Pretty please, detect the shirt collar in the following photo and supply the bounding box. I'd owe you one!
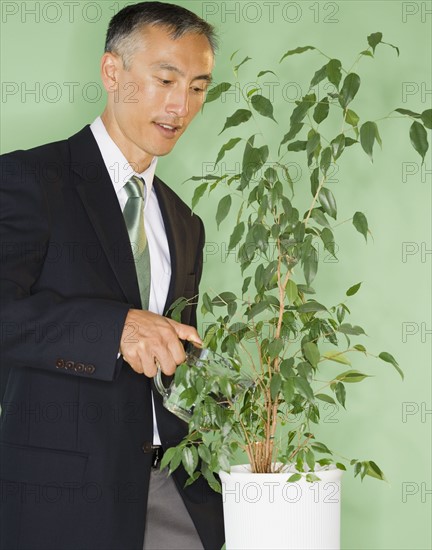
[90,116,158,197]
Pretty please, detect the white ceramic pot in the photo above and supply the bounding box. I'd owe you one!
[219,464,343,550]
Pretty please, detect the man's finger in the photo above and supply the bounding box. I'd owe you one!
[152,347,177,376]
[167,319,202,346]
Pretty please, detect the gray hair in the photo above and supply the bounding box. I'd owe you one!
[105,1,218,69]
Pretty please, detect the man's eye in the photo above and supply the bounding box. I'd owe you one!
[159,79,172,85]
[191,86,205,94]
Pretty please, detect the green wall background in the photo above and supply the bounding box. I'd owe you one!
[1,1,431,548]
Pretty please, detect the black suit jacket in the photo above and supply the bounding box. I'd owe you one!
[0,126,224,550]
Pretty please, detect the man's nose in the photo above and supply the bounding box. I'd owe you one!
[166,88,189,118]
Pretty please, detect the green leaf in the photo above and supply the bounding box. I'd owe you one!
[286,279,298,304]
[311,442,332,454]
[345,109,360,127]
[229,322,248,334]
[265,167,278,183]
[305,448,316,470]
[268,339,284,360]
[346,282,362,296]
[360,50,373,57]
[303,342,320,368]
[242,277,251,294]
[169,297,188,322]
[220,109,252,134]
[379,352,404,380]
[320,147,332,175]
[382,40,400,56]
[311,208,330,228]
[331,134,345,160]
[353,211,368,241]
[252,224,269,251]
[247,301,268,320]
[216,195,232,228]
[202,292,213,315]
[288,140,307,152]
[313,97,330,124]
[345,137,358,147]
[321,227,337,257]
[310,167,319,196]
[215,291,237,304]
[234,56,252,75]
[191,182,208,210]
[282,378,295,403]
[338,323,366,336]
[160,446,178,470]
[270,373,282,399]
[339,73,361,109]
[251,94,276,122]
[205,82,232,104]
[257,70,277,78]
[336,370,370,383]
[360,121,380,161]
[303,247,318,285]
[280,45,315,63]
[316,393,336,404]
[230,49,240,61]
[247,88,260,98]
[318,187,337,219]
[280,123,304,147]
[366,461,386,481]
[395,108,421,118]
[290,93,316,124]
[306,131,321,158]
[326,59,342,88]
[295,377,315,401]
[310,64,327,88]
[240,137,269,189]
[306,473,321,482]
[354,344,367,353]
[367,32,382,53]
[409,121,429,163]
[182,446,198,477]
[323,351,351,366]
[215,138,242,166]
[297,300,327,313]
[228,222,245,250]
[334,381,346,408]
[297,285,316,295]
[421,109,432,129]
[287,473,302,482]
[202,464,222,493]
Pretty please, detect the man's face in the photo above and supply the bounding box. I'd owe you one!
[102,25,214,169]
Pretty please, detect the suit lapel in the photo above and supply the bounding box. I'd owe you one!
[68,126,141,307]
[153,176,188,315]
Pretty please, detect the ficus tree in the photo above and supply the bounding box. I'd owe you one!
[163,32,431,491]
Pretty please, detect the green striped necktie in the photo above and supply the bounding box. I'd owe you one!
[123,176,151,310]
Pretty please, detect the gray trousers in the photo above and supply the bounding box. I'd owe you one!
[143,468,204,550]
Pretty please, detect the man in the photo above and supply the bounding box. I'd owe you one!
[0,2,224,549]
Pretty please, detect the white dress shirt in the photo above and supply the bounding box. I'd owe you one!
[90,116,170,444]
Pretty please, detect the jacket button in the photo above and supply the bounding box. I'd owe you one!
[75,363,85,373]
[55,359,64,369]
[65,361,74,370]
[142,442,155,453]
[85,364,96,375]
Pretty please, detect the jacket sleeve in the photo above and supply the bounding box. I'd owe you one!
[0,153,130,383]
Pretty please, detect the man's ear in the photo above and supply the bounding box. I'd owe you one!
[100,52,121,94]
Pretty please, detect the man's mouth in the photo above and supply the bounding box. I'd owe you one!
[154,122,182,135]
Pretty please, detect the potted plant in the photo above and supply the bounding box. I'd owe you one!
[161,32,430,549]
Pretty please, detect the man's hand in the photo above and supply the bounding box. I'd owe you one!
[119,309,202,377]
